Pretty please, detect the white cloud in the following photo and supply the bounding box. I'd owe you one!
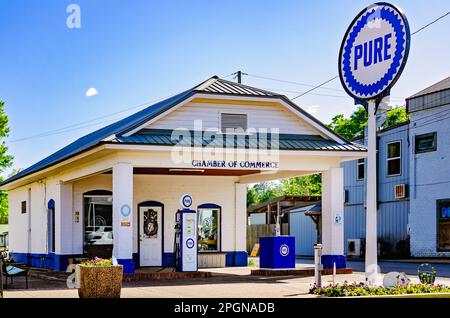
[306,105,319,114]
[85,87,98,97]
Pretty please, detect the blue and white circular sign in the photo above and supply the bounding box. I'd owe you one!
[186,238,195,249]
[180,194,193,208]
[120,204,131,217]
[280,244,290,257]
[339,2,410,100]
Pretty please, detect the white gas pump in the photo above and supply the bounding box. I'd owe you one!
[174,194,198,272]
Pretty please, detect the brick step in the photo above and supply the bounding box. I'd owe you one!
[123,271,212,282]
[250,268,353,276]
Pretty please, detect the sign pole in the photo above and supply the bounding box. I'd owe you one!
[365,100,378,285]
[338,2,410,285]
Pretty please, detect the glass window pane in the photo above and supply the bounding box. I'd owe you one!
[198,208,219,251]
[358,162,364,179]
[388,142,400,158]
[438,201,450,250]
[84,196,113,247]
[388,158,401,175]
[415,133,437,153]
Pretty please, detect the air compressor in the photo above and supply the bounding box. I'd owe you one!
[174,194,198,272]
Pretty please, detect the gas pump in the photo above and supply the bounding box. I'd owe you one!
[174,194,197,272]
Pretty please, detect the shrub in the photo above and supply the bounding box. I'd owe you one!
[309,281,450,297]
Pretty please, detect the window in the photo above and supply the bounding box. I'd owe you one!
[47,199,55,253]
[387,141,401,176]
[357,158,365,180]
[197,204,221,251]
[415,132,437,154]
[21,201,26,214]
[437,199,450,251]
[83,190,113,258]
[220,113,247,133]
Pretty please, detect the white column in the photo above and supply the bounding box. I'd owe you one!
[234,183,247,266]
[112,162,135,273]
[321,167,345,269]
[365,101,378,285]
[55,182,73,255]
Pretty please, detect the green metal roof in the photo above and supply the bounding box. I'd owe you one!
[114,129,366,152]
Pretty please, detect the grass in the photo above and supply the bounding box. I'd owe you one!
[310,282,450,297]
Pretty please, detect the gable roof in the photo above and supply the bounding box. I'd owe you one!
[2,76,363,187]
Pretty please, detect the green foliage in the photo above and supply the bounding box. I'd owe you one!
[0,101,13,224]
[328,106,409,140]
[382,106,410,130]
[280,174,321,196]
[310,282,450,297]
[247,175,321,207]
[247,182,283,207]
[328,106,368,140]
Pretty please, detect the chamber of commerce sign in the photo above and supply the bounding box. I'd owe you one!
[338,2,410,101]
[191,160,279,169]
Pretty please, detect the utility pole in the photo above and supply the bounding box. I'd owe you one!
[232,71,248,84]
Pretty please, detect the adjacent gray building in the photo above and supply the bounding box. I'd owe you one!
[407,77,450,257]
[289,76,450,259]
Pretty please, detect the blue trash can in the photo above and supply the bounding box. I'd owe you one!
[259,236,295,269]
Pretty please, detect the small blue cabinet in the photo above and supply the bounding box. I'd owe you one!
[259,236,295,269]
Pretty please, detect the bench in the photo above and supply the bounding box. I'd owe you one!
[0,251,29,289]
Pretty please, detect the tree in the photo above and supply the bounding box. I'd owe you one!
[247,106,409,207]
[328,106,368,140]
[328,105,409,140]
[280,174,322,196]
[246,182,283,207]
[0,101,13,224]
[382,106,410,130]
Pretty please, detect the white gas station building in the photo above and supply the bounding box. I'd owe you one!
[1,76,366,273]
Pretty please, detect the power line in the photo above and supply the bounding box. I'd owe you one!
[411,11,450,35]
[260,86,405,100]
[246,73,344,92]
[8,93,178,143]
[291,76,340,100]
[281,10,450,100]
[9,10,450,144]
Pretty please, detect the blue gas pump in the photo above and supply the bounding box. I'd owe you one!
[174,194,198,272]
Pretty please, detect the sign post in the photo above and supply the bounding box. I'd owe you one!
[366,100,378,284]
[338,2,410,285]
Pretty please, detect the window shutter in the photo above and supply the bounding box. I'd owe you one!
[221,113,247,132]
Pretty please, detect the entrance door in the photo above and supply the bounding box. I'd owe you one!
[139,203,163,266]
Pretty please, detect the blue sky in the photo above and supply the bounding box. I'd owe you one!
[0,0,449,175]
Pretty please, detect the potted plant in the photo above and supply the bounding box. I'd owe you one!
[76,257,123,298]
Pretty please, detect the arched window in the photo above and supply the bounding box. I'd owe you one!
[83,190,113,258]
[47,199,55,253]
[197,203,221,252]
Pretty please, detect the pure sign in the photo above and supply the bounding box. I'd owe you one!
[338,2,410,101]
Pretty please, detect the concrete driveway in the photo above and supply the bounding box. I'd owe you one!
[3,264,450,298]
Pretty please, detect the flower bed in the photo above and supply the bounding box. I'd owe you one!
[310,282,450,297]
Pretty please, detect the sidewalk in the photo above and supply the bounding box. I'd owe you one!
[3,267,450,298]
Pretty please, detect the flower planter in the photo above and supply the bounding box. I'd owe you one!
[76,264,123,298]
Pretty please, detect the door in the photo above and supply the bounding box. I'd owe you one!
[139,204,163,266]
